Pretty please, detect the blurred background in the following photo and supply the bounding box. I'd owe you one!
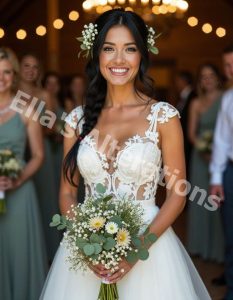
[1,1,232,299]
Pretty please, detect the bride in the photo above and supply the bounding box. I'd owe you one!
[40,9,211,300]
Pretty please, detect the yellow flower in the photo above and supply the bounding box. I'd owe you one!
[117,228,131,247]
[89,217,106,230]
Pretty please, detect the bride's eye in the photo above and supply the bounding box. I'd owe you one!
[126,47,137,53]
[103,46,114,52]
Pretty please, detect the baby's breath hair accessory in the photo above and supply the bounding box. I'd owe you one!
[77,23,98,59]
[146,26,160,55]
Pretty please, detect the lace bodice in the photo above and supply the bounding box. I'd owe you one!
[65,102,179,202]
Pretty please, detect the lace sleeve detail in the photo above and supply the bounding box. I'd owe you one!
[64,105,84,133]
[157,102,180,124]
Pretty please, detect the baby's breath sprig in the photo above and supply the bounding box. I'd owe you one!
[146,25,161,55]
[77,23,98,59]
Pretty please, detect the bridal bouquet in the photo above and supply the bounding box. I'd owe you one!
[0,149,22,214]
[50,183,157,300]
[195,130,213,153]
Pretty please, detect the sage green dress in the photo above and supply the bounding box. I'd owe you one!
[187,98,225,262]
[0,113,47,300]
[33,135,61,262]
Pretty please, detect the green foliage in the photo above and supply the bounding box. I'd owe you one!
[96,183,107,194]
[83,244,95,256]
[103,237,116,250]
[138,248,149,260]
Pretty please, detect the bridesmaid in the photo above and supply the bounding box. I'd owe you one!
[64,74,85,112]
[42,72,64,200]
[0,48,47,299]
[187,63,224,262]
[19,54,60,262]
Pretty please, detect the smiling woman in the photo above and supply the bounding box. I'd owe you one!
[40,9,211,300]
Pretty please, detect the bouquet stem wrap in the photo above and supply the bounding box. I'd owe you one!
[98,282,119,300]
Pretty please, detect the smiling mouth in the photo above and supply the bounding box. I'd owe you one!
[109,68,129,76]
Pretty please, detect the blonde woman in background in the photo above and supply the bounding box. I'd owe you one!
[19,54,60,262]
[187,63,224,262]
[0,48,47,300]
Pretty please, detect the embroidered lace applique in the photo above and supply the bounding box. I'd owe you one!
[65,102,180,202]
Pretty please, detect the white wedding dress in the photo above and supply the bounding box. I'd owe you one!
[40,102,211,300]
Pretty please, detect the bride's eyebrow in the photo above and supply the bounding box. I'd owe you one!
[103,42,137,46]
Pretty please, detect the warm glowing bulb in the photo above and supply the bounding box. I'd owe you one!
[69,11,79,21]
[159,4,168,14]
[82,1,93,10]
[36,25,46,36]
[102,5,112,11]
[141,0,150,4]
[152,5,160,14]
[216,27,226,38]
[53,19,64,29]
[187,16,198,27]
[129,0,136,4]
[0,28,5,38]
[118,0,126,4]
[16,29,27,40]
[125,6,133,11]
[202,23,212,34]
[168,5,176,13]
[108,0,116,4]
[99,0,108,5]
[152,0,161,3]
[162,0,171,4]
[177,0,188,11]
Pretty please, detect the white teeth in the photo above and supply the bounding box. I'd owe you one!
[110,68,128,73]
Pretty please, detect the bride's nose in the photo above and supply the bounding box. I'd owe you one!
[113,50,126,64]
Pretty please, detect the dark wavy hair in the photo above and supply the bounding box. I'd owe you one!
[64,9,157,186]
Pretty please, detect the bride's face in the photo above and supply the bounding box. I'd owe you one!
[99,25,141,87]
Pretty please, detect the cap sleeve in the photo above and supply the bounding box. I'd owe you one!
[157,102,180,124]
[64,105,84,133]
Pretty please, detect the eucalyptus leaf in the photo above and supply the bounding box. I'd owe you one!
[132,237,142,248]
[96,183,107,194]
[83,244,95,256]
[57,224,66,230]
[138,248,149,260]
[76,238,88,249]
[150,47,159,54]
[147,233,157,244]
[126,250,138,264]
[90,233,101,244]
[93,243,102,255]
[103,237,116,250]
[52,214,61,223]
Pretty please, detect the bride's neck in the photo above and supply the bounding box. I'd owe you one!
[105,84,138,108]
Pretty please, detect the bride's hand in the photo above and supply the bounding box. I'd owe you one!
[88,263,109,279]
[107,258,137,283]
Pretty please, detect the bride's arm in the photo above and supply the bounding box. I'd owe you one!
[59,123,80,216]
[149,115,186,238]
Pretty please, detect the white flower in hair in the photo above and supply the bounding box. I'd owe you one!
[146,25,160,55]
[77,23,98,58]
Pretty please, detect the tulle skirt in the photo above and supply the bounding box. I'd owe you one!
[40,199,211,300]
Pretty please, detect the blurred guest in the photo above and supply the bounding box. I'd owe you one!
[0,47,47,300]
[42,72,64,198]
[210,44,233,300]
[187,63,224,262]
[19,54,60,262]
[175,71,196,179]
[65,74,85,112]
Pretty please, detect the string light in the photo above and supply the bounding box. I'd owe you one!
[202,23,212,34]
[36,25,47,36]
[69,11,80,21]
[16,29,27,40]
[53,19,64,29]
[0,28,5,38]
[216,27,226,38]
[187,16,198,27]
